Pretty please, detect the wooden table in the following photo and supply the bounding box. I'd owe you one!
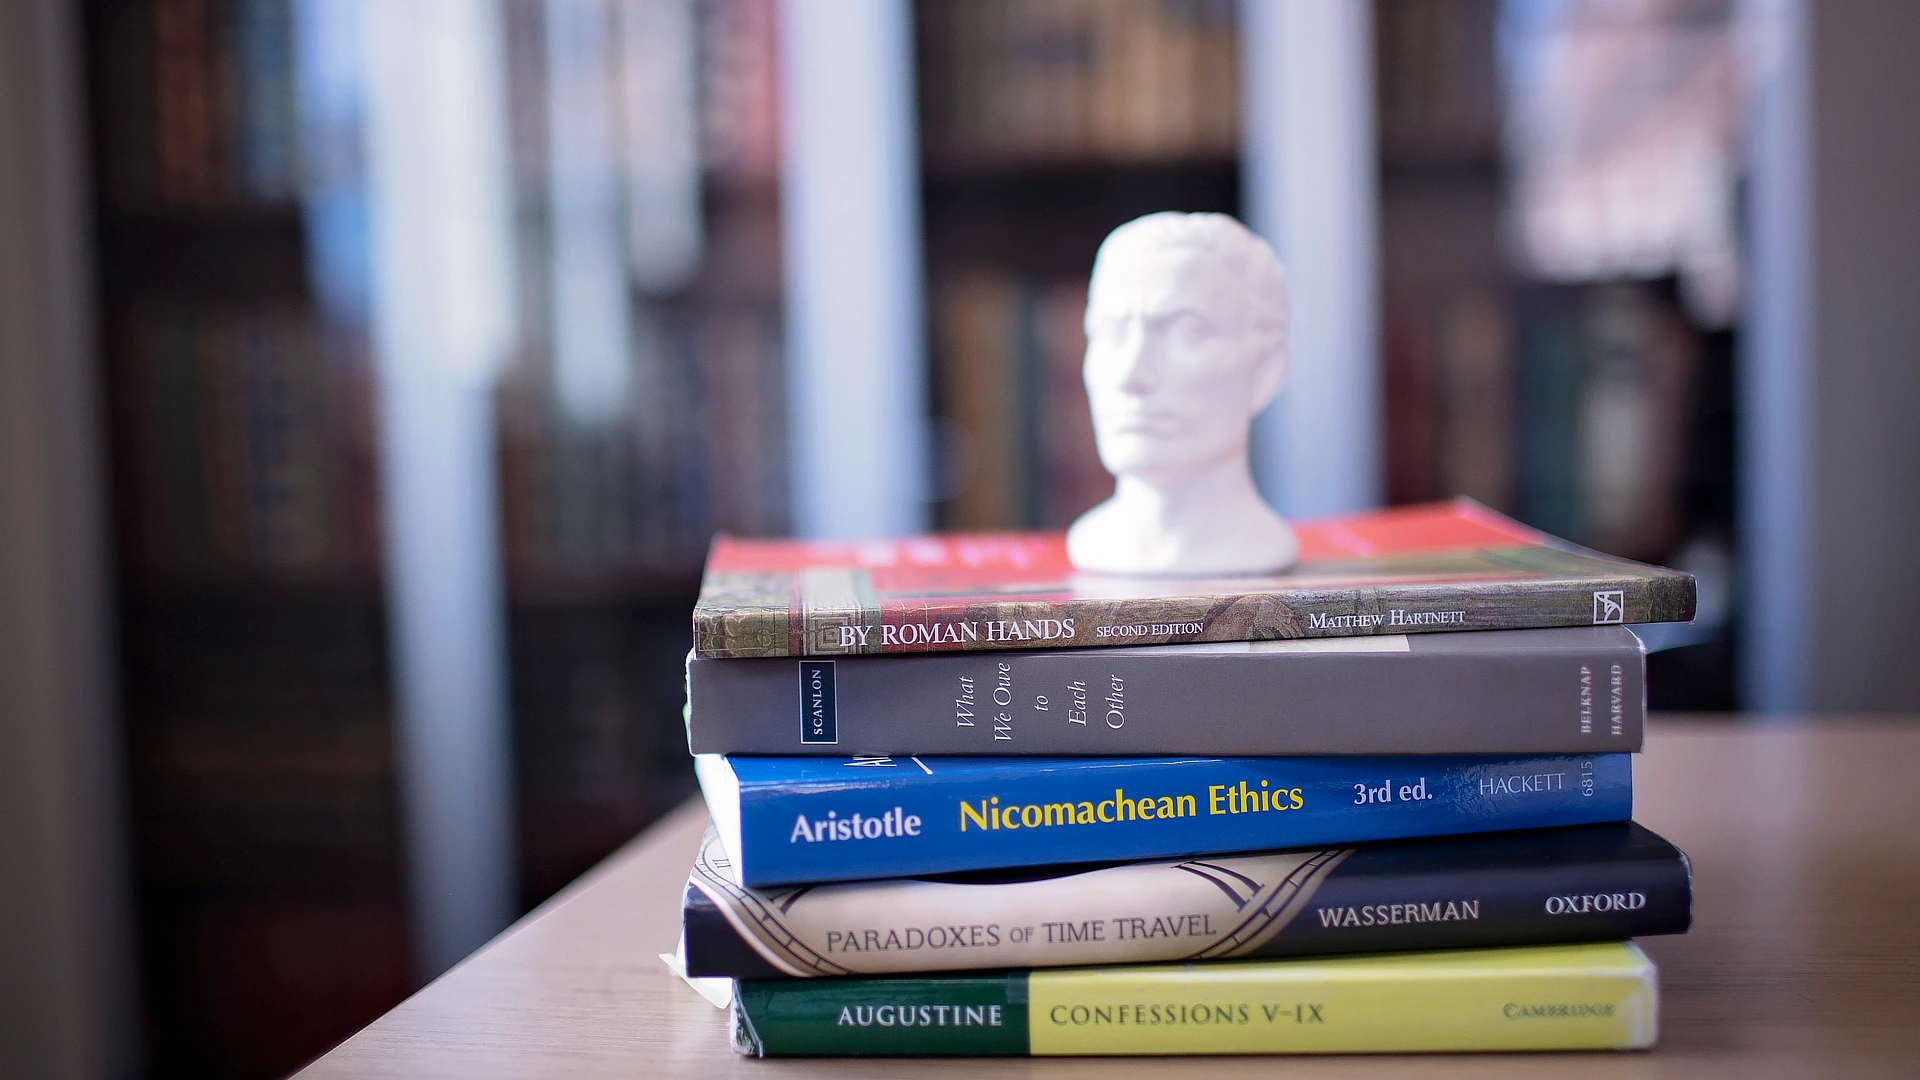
[298,718,1920,1078]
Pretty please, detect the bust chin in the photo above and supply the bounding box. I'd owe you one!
[1065,211,1300,577]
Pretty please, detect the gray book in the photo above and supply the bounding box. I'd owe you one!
[686,625,1645,756]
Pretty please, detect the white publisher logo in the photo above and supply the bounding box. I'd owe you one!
[1592,590,1624,624]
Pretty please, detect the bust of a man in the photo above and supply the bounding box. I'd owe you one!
[1066,212,1298,576]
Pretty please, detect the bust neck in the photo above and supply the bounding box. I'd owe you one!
[1068,446,1298,575]
[1109,451,1268,546]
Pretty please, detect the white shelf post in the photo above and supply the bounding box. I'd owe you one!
[1239,0,1384,519]
[778,0,930,539]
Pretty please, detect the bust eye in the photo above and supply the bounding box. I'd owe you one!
[1167,312,1206,344]
[1087,316,1127,342]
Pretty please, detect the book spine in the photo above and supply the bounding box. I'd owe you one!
[154,0,217,205]
[687,626,1645,755]
[734,973,1030,1056]
[231,0,299,202]
[733,942,1657,1056]
[692,565,1696,659]
[1036,279,1105,526]
[681,823,1691,978]
[1275,834,1690,958]
[933,270,1022,529]
[724,753,1632,886]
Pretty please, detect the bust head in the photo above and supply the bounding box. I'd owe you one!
[1082,212,1289,483]
[1068,212,1298,575]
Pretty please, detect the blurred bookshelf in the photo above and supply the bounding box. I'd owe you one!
[495,0,788,903]
[66,0,1747,1074]
[1372,0,1737,708]
[87,2,397,1072]
[914,0,1739,702]
[80,0,783,1075]
[916,0,1240,530]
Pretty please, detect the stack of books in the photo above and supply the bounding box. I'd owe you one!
[676,499,1696,1057]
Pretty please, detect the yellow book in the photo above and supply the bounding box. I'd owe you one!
[732,941,1658,1056]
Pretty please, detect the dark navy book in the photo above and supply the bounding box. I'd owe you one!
[681,821,1691,978]
[694,752,1632,887]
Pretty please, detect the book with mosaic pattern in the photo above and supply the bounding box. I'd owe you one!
[693,500,1695,660]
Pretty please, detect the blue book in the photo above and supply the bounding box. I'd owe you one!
[695,753,1632,887]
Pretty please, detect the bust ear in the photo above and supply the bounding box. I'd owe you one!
[1248,336,1288,409]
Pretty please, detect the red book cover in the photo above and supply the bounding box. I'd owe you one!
[692,499,1695,659]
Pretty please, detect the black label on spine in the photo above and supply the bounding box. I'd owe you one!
[799,660,837,744]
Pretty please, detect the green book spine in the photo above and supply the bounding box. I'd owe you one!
[733,973,1030,1056]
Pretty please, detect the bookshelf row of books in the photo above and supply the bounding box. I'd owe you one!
[917,0,1239,169]
[106,300,381,581]
[496,298,789,584]
[1374,0,1502,166]
[921,266,1699,570]
[929,270,1107,531]
[90,0,303,210]
[92,0,782,213]
[1511,282,1702,564]
[672,503,1698,1056]
[1372,0,1727,584]
[100,291,787,586]
[924,0,1726,580]
[90,0,793,580]
[1381,276,1707,567]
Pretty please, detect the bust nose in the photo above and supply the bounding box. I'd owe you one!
[1114,319,1157,394]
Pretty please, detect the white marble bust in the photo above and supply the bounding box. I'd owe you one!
[1066,212,1299,576]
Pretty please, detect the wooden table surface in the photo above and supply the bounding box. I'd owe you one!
[298,718,1920,1078]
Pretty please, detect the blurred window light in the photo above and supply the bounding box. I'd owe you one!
[548,0,637,422]
[364,0,520,384]
[1501,0,1743,327]
[360,0,521,978]
[1241,0,1383,519]
[295,0,372,323]
[778,0,929,539]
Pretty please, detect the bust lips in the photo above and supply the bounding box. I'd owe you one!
[1103,411,1187,437]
